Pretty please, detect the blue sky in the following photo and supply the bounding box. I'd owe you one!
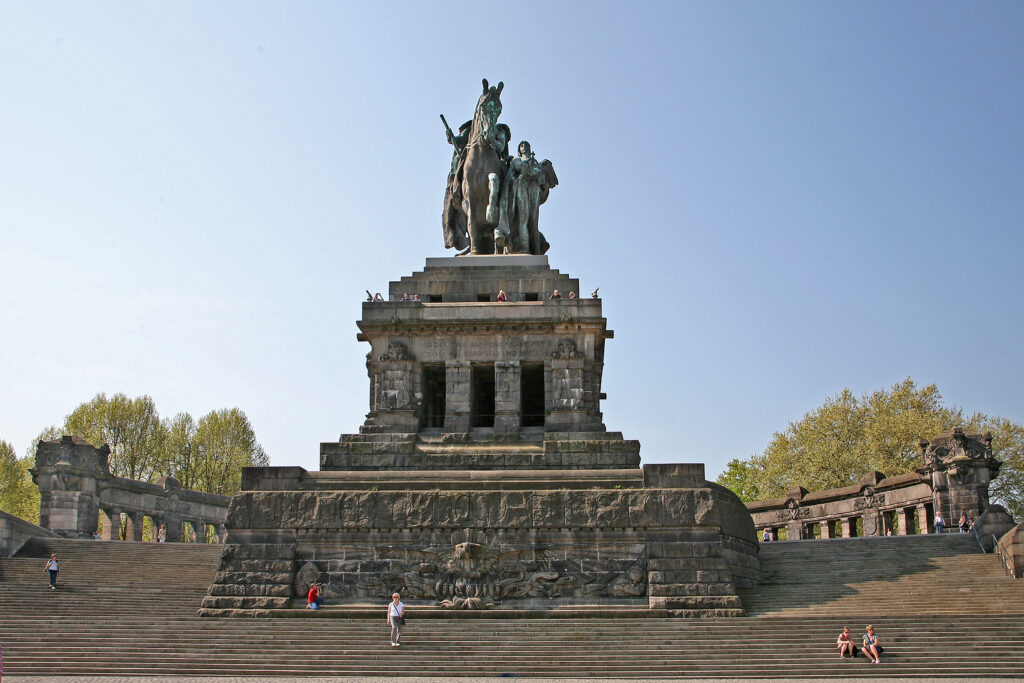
[2,2,1022,479]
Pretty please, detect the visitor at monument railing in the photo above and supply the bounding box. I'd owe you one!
[496,289,507,302]
[401,292,410,302]
[568,291,576,299]
[548,289,561,299]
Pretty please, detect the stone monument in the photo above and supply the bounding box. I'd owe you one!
[200,82,759,617]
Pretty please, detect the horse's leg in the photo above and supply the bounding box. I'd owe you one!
[486,173,501,224]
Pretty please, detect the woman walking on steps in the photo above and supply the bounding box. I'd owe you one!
[386,592,405,647]
[44,554,59,590]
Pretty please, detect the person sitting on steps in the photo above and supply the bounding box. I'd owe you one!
[862,625,882,664]
[837,626,855,658]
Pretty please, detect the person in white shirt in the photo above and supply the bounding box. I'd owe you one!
[44,554,59,590]
[386,592,405,647]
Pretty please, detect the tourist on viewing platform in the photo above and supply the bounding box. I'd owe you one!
[157,524,167,543]
[548,289,561,299]
[959,513,969,533]
[44,554,59,590]
[568,291,576,299]
[837,626,855,658]
[401,292,410,302]
[496,289,507,302]
[862,625,882,664]
[934,512,945,533]
[386,592,405,647]
[307,583,323,610]
[412,294,421,301]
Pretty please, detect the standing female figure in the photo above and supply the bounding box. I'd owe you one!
[386,592,405,647]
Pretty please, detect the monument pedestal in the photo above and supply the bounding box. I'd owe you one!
[201,257,759,617]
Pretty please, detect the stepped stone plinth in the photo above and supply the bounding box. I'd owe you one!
[202,256,758,617]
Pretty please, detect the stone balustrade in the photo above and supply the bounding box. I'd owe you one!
[748,428,1003,541]
[31,435,229,543]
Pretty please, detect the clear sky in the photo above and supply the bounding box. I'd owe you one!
[2,2,1022,480]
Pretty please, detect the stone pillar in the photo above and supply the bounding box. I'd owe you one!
[193,522,207,543]
[103,509,121,541]
[897,508,912,535]
[31,436,109,538]
[840,518,853,538]
[125,512,144,542]
[917,504,931,533]
[493,361,521,434]
[547,357,589,431]
[444,362,471,433]
[862,510,883,536]
[820,521,832,539]
[163,516,183,543]
[214,524,227,543]
[785,520,805,541]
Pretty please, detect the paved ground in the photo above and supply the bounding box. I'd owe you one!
[1,677,1010,682]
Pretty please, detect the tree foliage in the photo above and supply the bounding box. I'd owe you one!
[716,378,1024,518]
[0,440,40,523]
[64,393,166,481]
[165,408,268,495]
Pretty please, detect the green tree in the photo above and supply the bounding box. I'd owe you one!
[189,408,268,495]
[64,393,168,481]
[716,457,763,502]
[0,440,41,523]
[163,412,198,489]
[716,379,1024,516]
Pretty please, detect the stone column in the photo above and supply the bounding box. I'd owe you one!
[785,520,804,541]
[897,508,912,535]
[444,362,471,433]
[214,524,227,543]
[820,521,832,539]
[916,504,931,533]
[840,518,853,538]
[493,361,521,434]
[103,509,121,541]
[125,512,144,541]
[193,522,207,543]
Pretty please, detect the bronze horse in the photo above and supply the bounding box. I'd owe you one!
[458,79,506,255]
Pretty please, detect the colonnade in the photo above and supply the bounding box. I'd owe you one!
[99,507,226,543]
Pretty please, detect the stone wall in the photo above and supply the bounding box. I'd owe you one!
[31,435,229,542]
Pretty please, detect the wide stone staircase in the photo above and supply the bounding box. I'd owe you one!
[2,534,1024,677]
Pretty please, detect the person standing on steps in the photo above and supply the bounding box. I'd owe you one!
[386,592,405,647]
[862,625,882,664]
[44,554,59,590]
[934,512,945,534]
[157,524,167,543]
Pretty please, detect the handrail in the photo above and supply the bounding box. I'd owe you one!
[970,524,986,552]
[992,534,1017,578]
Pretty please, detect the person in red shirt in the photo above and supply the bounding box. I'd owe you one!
[306,583,323,610]
[497,290,507,302]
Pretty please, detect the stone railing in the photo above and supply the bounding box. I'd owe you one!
[748,428,1003,541]
[0,509,58,557]
[31,435,229,543]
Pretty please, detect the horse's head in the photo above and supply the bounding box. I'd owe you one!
[473,78,504,141]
